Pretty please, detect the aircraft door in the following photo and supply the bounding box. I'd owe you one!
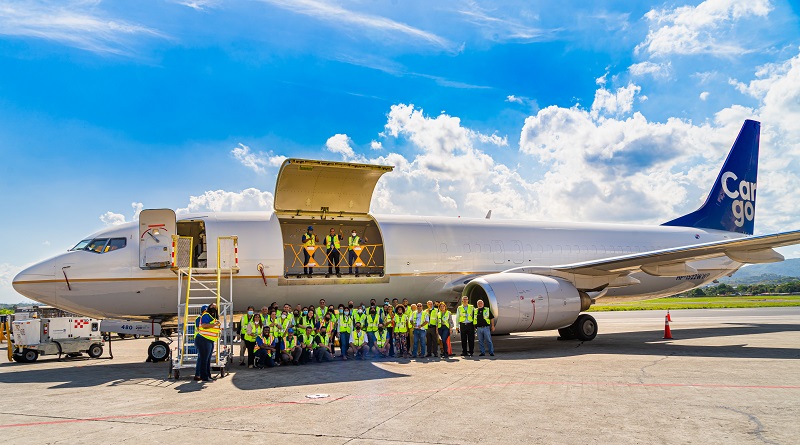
[139,209,176,269]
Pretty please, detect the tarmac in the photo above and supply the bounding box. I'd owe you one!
[0,307,798,445]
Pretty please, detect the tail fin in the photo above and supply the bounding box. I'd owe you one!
[663,120,760,235]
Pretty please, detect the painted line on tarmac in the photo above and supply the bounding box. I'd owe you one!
[1,380,799,429]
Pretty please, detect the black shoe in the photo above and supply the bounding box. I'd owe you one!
[336,273,342,278]
[468,353,473,357]
[325,274,330,278]
[490,353,494,356]
[479,353,485,356]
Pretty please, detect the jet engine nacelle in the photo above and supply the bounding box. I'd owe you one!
[462,273,589,334]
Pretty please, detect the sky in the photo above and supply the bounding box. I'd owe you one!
[1,0,800,303]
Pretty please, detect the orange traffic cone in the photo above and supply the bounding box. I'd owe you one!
[663,312,673,339]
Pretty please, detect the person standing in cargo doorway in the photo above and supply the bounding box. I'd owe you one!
[325,227,343,277]
[302,226,318,277]
[347,229,368,276]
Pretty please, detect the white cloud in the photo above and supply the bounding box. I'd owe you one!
[456,4,551,42]
[178,188,274,213]
[258,0,453,51]
[370,140,383,150]
[590,83,642,118]
[700,91,710,101]
[506,95,524,104]
[325,134,357,160]
[629,61,672,79]
[636,0,772,57]
[231,143,286,173]
[0,263,26,304]
[132,202,143,220]
[174,0,219,11]
[0,0,166,55]
[100,211,127,226]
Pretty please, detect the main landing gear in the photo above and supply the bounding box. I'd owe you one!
[558,314,598,341]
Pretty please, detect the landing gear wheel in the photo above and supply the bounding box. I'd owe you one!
[133,334,142,339]
[88,344,104,358]
[148,341,169,362]
[102,333,111,341]
[174,369,180,380]
[117,333,129,339]
[23,348,39,363]
[574,314,598,341]
[219,367,226,378]
[557,326,577,340]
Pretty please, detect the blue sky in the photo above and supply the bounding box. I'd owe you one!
[1,0,800,303]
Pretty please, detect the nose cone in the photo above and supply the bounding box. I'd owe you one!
[12,259,56,305]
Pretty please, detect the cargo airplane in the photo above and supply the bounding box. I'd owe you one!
[12,120,800,351]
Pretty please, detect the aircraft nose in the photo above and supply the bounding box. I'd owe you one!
[12,259,57,305]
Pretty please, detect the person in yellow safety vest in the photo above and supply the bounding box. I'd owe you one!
[239,305,256,366]
[315,299,328,325]
[313,325,334,362]
[265,309,278,337]
[324,227,343,277]
[456,296,476,357]
[353,306,367,330]
[425,300,440,358]
[393,305,409,357]
[274,309,292,340]
[337,308,353,360]
[349,323,369,360]
[370,323,390,358]
[407,303,418,356]
[411,302,429,358]
[298,307,314,331]
[347,230,368,276]
[195,303,220,382]
[437,302,453,358]
[301,226,318,276]
[243,312,263,368]
[254,326,277,368]
[365,307,380,349]
[281,328,302,365]
[384,304,395,357]
[299,326,316,364]
[474,299,495,357]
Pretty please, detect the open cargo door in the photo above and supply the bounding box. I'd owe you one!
[274,159,394,217]
[139,209,176,269]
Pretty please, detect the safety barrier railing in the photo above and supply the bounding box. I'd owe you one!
[284,244,384,275]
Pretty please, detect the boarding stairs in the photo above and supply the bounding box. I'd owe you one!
[169,235,238,380]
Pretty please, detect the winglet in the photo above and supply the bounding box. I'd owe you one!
[663,120,760,235]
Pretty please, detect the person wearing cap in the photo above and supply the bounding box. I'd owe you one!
[324,227,344,277]
[194,303,220,382]
[349,322,369,359]
[301,226,318,277]
[193,305,208,380]
[281,328,302,365]
[347,229,367,276]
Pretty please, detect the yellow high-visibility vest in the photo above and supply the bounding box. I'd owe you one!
[457,304,475,323]
[338,314,353,333]
[376,330,388,347]
[348,236,360,250]
[243,323,262,342]
[474,307,492,324]
[394,313,409,333]
[284,336,297,350]
[303,233,315,246]
[325,235,341,249]
[429,308,440,328]
[197,312,220,341]
[439,310,452,328]
[352,330,366,346]
[365,313,380,332]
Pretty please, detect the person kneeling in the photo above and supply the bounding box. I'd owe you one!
[349,323,368,360]
[254,327,277,368]
[369,323,390,358]
[281,329,302,365]
[313,326,334,362]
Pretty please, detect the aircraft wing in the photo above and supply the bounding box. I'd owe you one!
[500,229,800,291]
[555,229,800,276]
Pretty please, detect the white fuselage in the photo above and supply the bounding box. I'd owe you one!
[13,211,742,321]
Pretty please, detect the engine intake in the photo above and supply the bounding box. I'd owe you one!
[462,273,583,334]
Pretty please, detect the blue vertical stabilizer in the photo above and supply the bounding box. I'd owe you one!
[663,120,760,234]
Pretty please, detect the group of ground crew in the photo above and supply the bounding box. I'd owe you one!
[300,226,369,277]
[221,295,496,371]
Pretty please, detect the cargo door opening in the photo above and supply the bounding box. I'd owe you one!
[177,219,207,268]
[279,216,385,280]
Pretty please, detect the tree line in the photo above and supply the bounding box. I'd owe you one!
[685,280,800,297]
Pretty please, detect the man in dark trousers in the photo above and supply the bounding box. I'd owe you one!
[324,227,343,277]
[301,226,318,277]
[455,296,475,357]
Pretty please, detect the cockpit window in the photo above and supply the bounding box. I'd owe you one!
[74,238,127,254]
[70,240,91,251]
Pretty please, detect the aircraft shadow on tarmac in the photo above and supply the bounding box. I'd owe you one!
[0,323,797,391]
